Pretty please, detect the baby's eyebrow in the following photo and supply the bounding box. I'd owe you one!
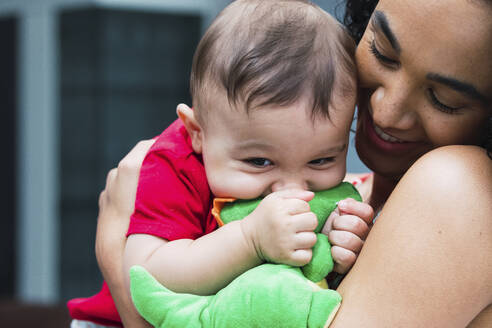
[235,140,274,151]
[314,144,347,156]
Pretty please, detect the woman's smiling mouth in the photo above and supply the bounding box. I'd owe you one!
[362,110,425,153]
[373,124,407,143]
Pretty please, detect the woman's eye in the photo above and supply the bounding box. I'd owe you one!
[427,89,462,114]
[309,157,335,166]
[369,39,400,68]
[244,158,273,168]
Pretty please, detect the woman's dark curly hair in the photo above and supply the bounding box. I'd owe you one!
[342,0,492,158]
[343,0,378,44]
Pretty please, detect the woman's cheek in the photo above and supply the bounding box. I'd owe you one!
[424,116,484,147]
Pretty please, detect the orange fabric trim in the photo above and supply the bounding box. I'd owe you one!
[211,197,236,227]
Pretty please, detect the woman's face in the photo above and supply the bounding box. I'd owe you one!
[355,0,492,179]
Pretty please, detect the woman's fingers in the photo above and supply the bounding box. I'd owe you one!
[109,139,156,217]
[96,139,155,272]
[105,168,118,190]
[118,139,155,174]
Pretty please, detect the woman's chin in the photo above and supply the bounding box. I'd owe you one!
[355,121,416,180]
[355,140,404,180]
[355,107,434,180]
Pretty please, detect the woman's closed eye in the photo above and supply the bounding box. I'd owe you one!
[427,88,462,114]
[369,36,464,115]
[369,39,400,69]
[244,158,273,168]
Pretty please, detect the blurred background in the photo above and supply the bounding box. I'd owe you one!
[0,0,366,326]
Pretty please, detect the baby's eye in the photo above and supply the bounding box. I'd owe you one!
[309,157,335,166]
[244,158,273,168]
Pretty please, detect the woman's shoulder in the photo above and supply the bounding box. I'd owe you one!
[410,145,492,186]
[399,145,492,217]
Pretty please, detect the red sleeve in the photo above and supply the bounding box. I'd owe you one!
[127,147,215,241]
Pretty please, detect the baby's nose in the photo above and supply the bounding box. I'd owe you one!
[271,179,308,193]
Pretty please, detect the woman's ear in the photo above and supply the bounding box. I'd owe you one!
[176,103,203,154]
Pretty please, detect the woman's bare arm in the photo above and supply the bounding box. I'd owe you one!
[331,145,492,327]
[467,304,492,328]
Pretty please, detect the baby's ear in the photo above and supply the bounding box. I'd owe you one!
[177,103,203,154]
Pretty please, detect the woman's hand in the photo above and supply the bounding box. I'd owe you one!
[95,139,155,328]
[96,139,154,279]
[321,198,374,274]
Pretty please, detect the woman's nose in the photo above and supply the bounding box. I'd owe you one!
[370,81,417,131]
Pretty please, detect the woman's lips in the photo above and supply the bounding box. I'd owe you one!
[373,125,405,143]
[363,111,422,153]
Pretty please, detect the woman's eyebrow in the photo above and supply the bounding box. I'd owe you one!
[372,10,401,54]
[427,73,489,106]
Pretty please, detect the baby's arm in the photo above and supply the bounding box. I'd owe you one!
[123,189,317,296]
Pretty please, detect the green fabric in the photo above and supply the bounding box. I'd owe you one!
[131,264,342,328]
[130,182,361,328]
[221,182,362,282]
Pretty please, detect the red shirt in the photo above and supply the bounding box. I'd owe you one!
[68,119,217,326]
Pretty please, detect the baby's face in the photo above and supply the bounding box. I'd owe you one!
[199,92,356,199]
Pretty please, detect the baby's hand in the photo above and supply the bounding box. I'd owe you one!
[322,198,374,274]
[241,189,317,267]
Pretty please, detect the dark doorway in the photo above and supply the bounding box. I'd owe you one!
[0,16,17,298]
[59,8,201,301]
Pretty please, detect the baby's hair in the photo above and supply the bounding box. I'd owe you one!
[190,0,356,123]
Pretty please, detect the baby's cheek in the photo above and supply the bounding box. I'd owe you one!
[206,173,230,198]
[208,173,266,199]
[314,165,346,191]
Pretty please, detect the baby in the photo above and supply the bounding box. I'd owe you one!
[68,0,372,326]
[124,0,360,296]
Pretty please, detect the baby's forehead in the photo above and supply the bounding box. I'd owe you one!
[202,81,355,122]
[204,96,352,138]
[216,105,350,158]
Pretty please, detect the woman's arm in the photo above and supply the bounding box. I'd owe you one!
[95,140,155,328]
[331,145,492,327]
[468,304,492,328]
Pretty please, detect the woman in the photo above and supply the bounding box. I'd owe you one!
[330,0,492,326]
[96,0,492,326]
